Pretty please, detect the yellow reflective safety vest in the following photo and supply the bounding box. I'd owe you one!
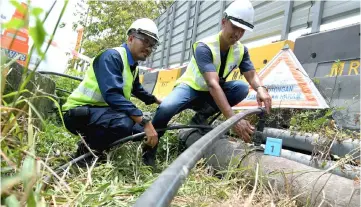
[176,32,245,91]
[62,47,138,110]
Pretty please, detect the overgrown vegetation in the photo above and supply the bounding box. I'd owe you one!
[1,1,68,205]
[50,68,84,106]
[262,108,360,141]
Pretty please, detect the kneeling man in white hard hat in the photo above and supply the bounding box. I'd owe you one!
[62,18,161,165]
[148,0,272,166]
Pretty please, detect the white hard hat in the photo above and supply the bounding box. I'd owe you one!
[224,0,255,32]
[127,18,160,42]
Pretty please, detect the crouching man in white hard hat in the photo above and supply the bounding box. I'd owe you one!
[62,18,161,165]
[148,0,272,165]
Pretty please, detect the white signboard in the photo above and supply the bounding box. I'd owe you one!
[234,48,329,109]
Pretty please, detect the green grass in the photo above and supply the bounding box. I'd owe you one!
[2,58,358,206]
[1,94,297,206]
[2,93,359,206]
[1,1,359,205]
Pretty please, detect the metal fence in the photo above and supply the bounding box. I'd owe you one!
[143,0,360,69]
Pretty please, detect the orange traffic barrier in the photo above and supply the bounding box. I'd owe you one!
[1,2,29,66]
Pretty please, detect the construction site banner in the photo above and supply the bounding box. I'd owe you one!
[234,47,329,109]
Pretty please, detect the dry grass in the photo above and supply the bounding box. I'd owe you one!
[171,160,300,207]
[2,94,359,206]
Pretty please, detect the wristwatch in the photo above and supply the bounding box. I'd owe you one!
[140,114,152,126]
[256,85,268,92]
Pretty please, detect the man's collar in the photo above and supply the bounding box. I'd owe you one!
[122,43,138,67]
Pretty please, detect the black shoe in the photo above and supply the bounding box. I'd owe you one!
[74,152,107,168]
[73,142,107,168]
[190,112,209,125]
[142,145,157,168]
[190,103,218,126]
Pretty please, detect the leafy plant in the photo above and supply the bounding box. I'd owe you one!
[1,1,68,205]
[289,109,333,132]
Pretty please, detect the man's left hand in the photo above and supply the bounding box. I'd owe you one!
[256,87,272,114]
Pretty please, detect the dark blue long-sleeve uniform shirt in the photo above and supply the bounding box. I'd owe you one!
[92,43,156,117]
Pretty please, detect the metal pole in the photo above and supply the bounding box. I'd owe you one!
[165,3,177,69]
[74,6,90,72]
[280,0,294,40]
[159,8,170,69]
[180,1,192,65]
[218,1,226,31]
[311,0,324,33]
[134,108,265,207]
[149,17,159,68]
[191,1,201,45]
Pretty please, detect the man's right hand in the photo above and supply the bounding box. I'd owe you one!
[232,119,255,143]
[144,122,158,148]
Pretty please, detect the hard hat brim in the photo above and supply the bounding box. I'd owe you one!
[138,30,160,43]
[146,34,159,43]
[230,19,253,32]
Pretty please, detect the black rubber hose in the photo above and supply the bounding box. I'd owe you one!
[43,124,214,189]
[56,125,213,171]
[38,71,83,81]
[109,125,213,149]
[55,88,72,94]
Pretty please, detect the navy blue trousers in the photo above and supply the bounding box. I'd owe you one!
[64,107,143,151]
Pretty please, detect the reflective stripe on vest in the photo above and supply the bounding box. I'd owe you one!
[62,47,138,110]
[76,84,104,102]
[113,47,138,100]
[176,32,244,91]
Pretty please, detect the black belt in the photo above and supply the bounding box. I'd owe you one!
[65,106,90,117]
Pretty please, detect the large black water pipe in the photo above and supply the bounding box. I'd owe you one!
[134,108,265,207]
